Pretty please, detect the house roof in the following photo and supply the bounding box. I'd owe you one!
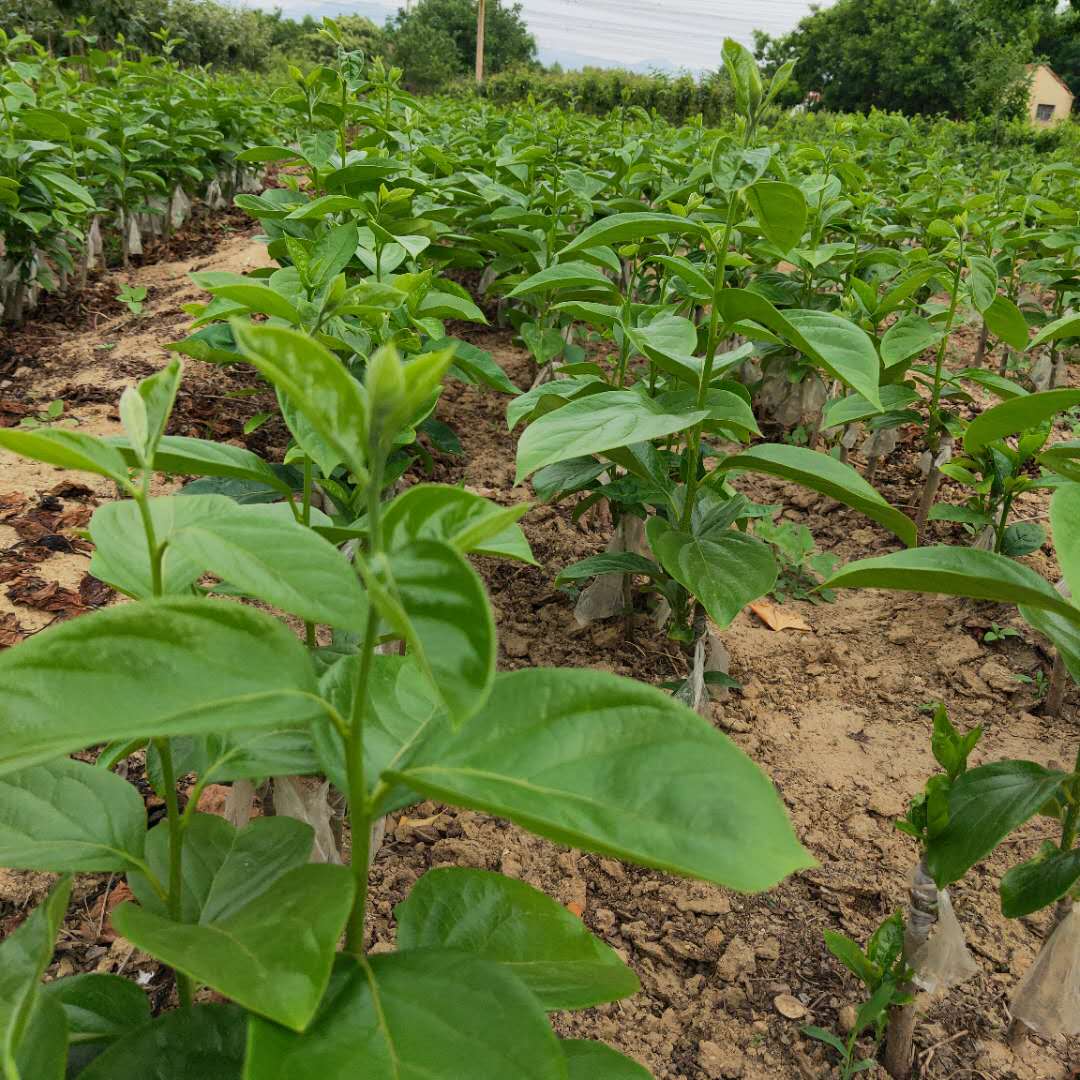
[1027,63,1075,102]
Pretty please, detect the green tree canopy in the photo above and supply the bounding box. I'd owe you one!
[754,0,1052,118]
[386,0,537,89]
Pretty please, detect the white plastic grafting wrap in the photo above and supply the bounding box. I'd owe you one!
[1010,902,1080,1037]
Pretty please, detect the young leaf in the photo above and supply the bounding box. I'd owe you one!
[963,389,1080,454]
[823,547,1080,624]
[0,599,324,775]
[388,668,813,892]
[244,952,567,1079]
[926,762,1068,887]
[0,758,146,872]
[395,868,639,1010]
[983,295,1029,352]
[120,358,182,468]
[515,392,709,483]
[231,322,369,481]
[509,261,619,299]
[744,181,807,253]
[0,428,130,486]
[646,518,777,629]
[555,552,661,585]
[1050,484,1080,603]
[560,212,706,257]
[1000,846,1080,919]
[1027,312,1080,351]
[718,444,917,547]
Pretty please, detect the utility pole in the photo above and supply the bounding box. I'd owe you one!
[475,0,486,83]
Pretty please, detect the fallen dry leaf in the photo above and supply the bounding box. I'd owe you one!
[748,600,812,633]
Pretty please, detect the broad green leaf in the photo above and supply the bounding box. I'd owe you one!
[509,261,618,298]
[1020,604,1080,683]
[880,314,941,368]
[822,385,919,430]
[89,494,237,599]
[717,291,880,408]
[555,552,661,584]
[744,181,806,252]
[824,547,1080,624]
[515,392,708,483]
[1027,312,1080,351]
[42,973,149,1074]
[646,518,777,629]
[0,758,145,872]
[368,539,496,725]
[655,388,760,440]
[561,212,706,256]
[1050,484,1080,603]
[718,444,917,547]
[964,390,1080,454]
[1040,440,1080,482]
[417,290,486,323]
[116,858,352,1031]
[107,435,291,493]
[231,322,368,480]
[433,337,518,394]
[926,762,1067,887]
[1001,846,1080,918]
[78,1005,245,1080]
[244,951,565,1079]
[0,599,324,775]
[507,374,603,431]
[309,223,358,287]
[382,484,534,565]
[983,295,1029,351]
[191,272,302,323]
[390,668,813,892]
[965,254,998,313]
[395,868,639,1010]
[629,315,700,382]
[562,1040,652,1079]
[0,428,129,485]
[0,878,71,1079]
[237,145,302,163]
[171,509,369,630]
[129,815,315,924]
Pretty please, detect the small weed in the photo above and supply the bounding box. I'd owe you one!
[19,399,77,430]
[984,623,1020,643]
[116,283,148,315]
[754,513,838,603]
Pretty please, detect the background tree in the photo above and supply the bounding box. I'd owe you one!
[386,0,536,89]
[755,0,1053,118]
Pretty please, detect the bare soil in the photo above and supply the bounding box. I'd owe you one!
[1,216,1078,1080]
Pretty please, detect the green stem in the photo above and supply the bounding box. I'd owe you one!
[154,737,193,1008]
[1059,744,1080,854]
[302,458,316,649]
[343,451,385,956]
[926,251,964,454]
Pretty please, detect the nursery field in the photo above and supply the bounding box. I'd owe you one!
[2,28,1080,1080]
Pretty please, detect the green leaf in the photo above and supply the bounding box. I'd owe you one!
[120,359,182,469]
[0,757,146,872]
[231,322,368,480]
[367,539,496,725]
[244,951,566,1079]
[191,272,302,323]
[965,254,998,313]
[171,508,369,630]
[0,878,71,1078]
[744,181,806,252]
[822,385,919,430]
[718,444,917,547]
[823,930,876,985]
[116,820,352,1031]
[823,547,1080,624]
[629,315,700,382]
[562,1040,653,1079]
[42,973,149,1073]
[509,261,618,299]
[560,212,706,256]
[309,223,358,287]
[417,290,487,323]
[1020,604,1080,683]
[555,552,660,585]
[964,390,1080,454]
[1051,485,1080,603]
[237,145,302,163]
[515,391,708,483]
[655,388,760,440]
[1001,846,1080,918]
[382,484,535,565]
[880,315,941,368]
[983,295,1029,351]
[389,668,813,892]
[926,761,1067,887]
[107,435,291,493]
[395,868,639,1010]
[0,599,323,775]
[1027,312,1080,351]
[717,291,880,408]
[647,518,776,629]
[78,1004,245,1080]
[0,428,129,485]
[1000,522,1045,557]
[1040,440,1080,483]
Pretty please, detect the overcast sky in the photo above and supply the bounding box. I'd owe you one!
[245,0,824,72]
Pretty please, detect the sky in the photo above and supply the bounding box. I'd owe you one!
[244,0,824,73]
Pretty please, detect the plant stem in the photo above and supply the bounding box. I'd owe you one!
[343,450,385,956]
[302,457,316,649]
[154,737,193,1008]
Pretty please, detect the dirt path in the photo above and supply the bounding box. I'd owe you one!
[0,225,1077,1079]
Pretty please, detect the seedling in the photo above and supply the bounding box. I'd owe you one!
[18,398,75,429]
[983,623,1020,643]
[116,283,148,315]
[754,513,838,604]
